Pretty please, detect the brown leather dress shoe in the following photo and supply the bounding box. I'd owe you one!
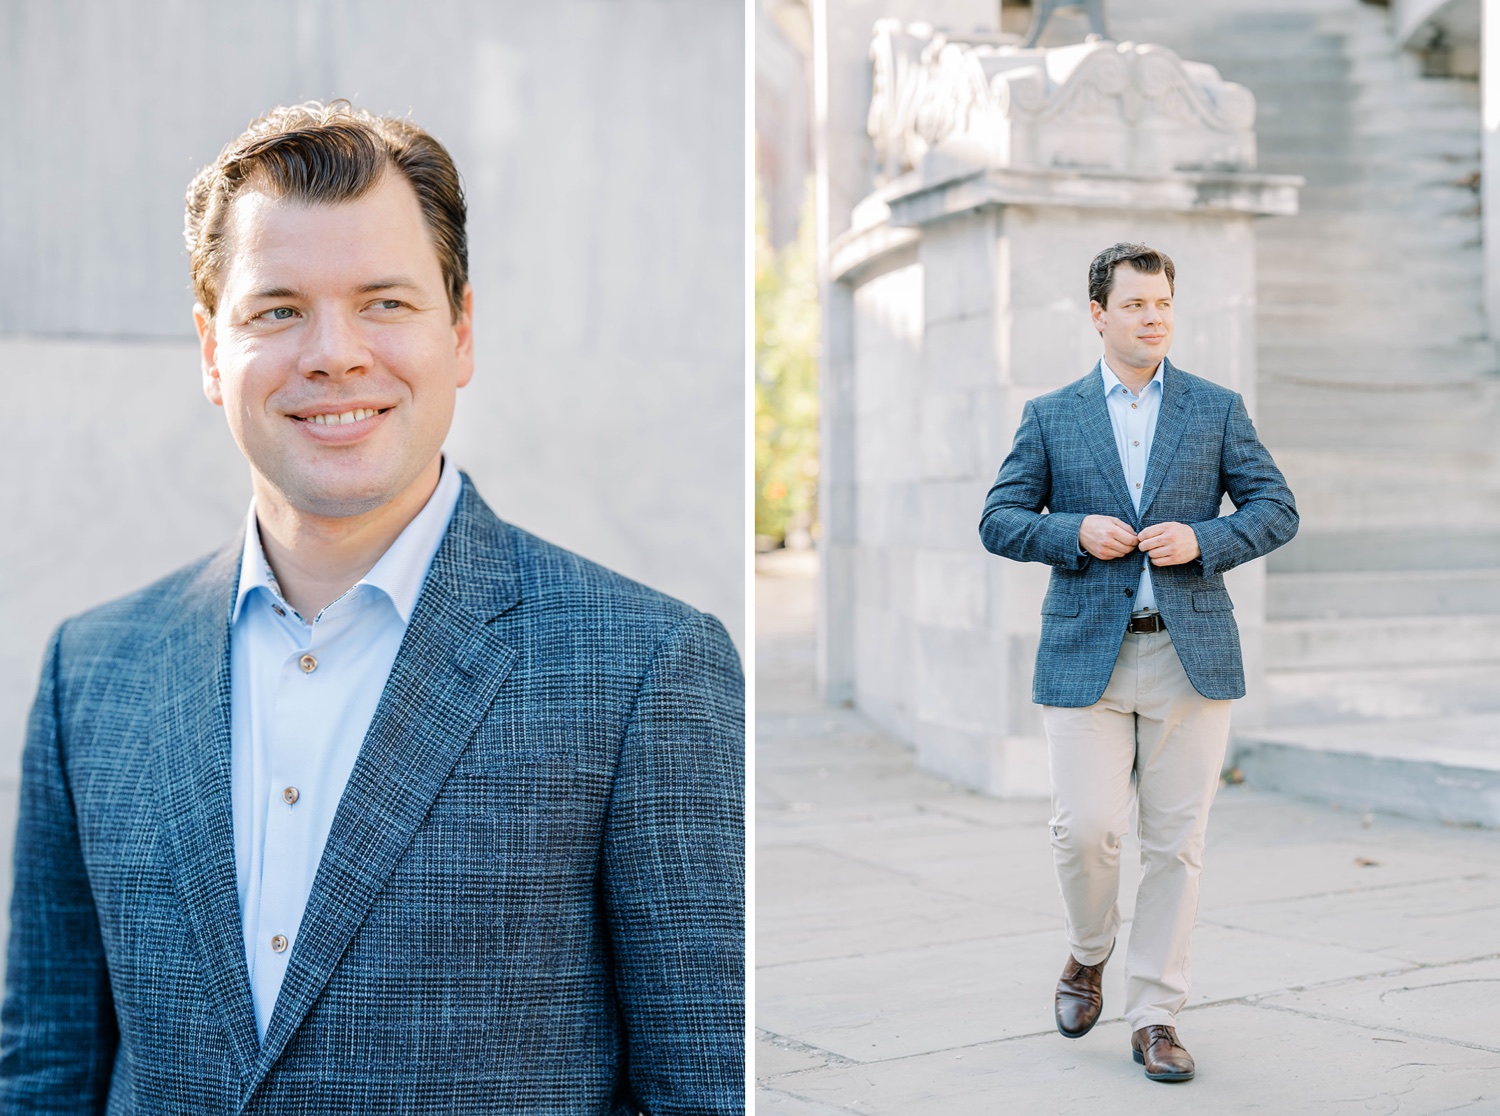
[1131,1024,1195,1082]
[1053,940,1113,1038]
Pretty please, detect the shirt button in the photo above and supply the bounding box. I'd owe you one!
[270,934,288,953]
[1135,482,1141,488]
[1131,403,1138,409]
[1133,440,1139,446]
[272,604,286,617]
[299,654,318,674]
[283,786,300,806]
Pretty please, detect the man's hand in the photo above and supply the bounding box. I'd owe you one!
[1079,515,1139,560]
[1138,522,1201,566]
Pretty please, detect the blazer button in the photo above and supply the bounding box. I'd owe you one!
[1124,588,1134,598]
[270,934,288,953]
[282,786,300,806]
[299,653,318,674]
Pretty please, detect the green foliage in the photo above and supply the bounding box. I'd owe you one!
[755,181,820,546]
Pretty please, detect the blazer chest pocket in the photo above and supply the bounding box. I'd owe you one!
[1192,590,1234,613]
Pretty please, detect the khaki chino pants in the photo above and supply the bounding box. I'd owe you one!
[1040,629,1232,1030]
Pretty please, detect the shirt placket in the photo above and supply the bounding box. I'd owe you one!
[250,612,322,1012]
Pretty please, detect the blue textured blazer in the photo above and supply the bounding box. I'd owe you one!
[979,359,1298,707]
[0,476,745,1115]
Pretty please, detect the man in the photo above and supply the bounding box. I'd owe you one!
[1,102,744,1114]
[978,243,1297,1082]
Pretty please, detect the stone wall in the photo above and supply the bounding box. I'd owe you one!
[0,1,745,787]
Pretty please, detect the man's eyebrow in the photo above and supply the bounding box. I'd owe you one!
[246,286,304,301]
[355,278,422,293]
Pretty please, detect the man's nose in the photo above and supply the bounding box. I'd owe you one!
[297,309,371,378]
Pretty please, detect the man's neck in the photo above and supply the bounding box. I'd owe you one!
[252,457,442,622]
[1105,356,1161,396]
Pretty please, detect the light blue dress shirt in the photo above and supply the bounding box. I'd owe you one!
[1100,358,1164,612]
[229,458,462,1039]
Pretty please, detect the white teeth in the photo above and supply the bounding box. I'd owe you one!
[307,408,379,425]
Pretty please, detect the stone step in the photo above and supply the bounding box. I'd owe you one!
[1258,257,1483,284]
[1256,344,1498,383]
[1258,307,1485,343]
[1265,614,1500,670]
[1269,530,1500,573]
[1258,216,1481,247]
[1267,569,1500,620]
[1230,713,1500,827]
[1258,273,1484,304]
[1265,661,1500,724]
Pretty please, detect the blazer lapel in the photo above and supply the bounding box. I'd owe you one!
[1074,363,1139,526]
[248,481,522,1091]
[149,538,262,1078]
[1139,359,1193,518]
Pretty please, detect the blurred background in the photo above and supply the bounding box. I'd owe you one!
[0,0,745,930]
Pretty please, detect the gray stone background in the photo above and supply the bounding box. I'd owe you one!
[0,0,746,803]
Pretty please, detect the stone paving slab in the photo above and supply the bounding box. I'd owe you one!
[1204,875,1500,967]
[761,1003,1500,1114]
[1260,957,1500,1051]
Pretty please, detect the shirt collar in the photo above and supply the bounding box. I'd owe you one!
[232,456,464,626]
[1100,357,1164,397]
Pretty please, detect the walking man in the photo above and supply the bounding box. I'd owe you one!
[978,243,1297,1081]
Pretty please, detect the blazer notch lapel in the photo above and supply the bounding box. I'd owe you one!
[1139,361,1194,518]
[1075,367,1139,526]
[249,583,519,1084]
[147,551,262,1077]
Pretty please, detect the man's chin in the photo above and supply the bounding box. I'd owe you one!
[262,475,410,522]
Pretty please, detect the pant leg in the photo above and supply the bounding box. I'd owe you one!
[1122,629,1232,1030]
[1040,637,1141,967]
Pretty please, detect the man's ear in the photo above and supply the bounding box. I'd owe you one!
[194,305,223,406]
[453,285,475,389]
[1089,299,1106,335]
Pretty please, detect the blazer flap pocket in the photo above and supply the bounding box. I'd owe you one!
[1192,589,1234,613]
[1041,593,1081,617]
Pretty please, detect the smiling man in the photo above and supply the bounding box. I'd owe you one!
[1,102,744,1114]
[978,243,1297,1083]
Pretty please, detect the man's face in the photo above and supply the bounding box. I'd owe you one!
[1090,263,1173,374]
[196,172,473,520]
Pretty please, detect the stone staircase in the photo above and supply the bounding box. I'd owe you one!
[1107,0,1500,822]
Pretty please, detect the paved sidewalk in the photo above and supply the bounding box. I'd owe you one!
[755,557,1500,1114]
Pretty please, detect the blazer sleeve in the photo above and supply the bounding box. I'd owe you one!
[1191,393,1300,576]
[0,626,118,1113]
[978,399,1090,569]
[602,611,745,1115]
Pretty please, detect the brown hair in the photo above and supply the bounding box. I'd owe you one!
[1088,243,1175,309]
[185,100,468,321]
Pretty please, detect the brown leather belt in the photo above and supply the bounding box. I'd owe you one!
[1127,612,1167,634]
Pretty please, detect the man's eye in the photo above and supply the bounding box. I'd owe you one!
[373,299,404,311]
[258,307,297,321]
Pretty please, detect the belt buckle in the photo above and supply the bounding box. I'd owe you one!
[1130,611,1164,634]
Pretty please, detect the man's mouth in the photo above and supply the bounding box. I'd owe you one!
[291,407,391,426]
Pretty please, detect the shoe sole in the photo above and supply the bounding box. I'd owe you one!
[1132,1048,1195,1082]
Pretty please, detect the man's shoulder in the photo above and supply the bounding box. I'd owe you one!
[1026,368,1099,416]
[1167,363,1239,401]
[453,480,731,653]
[55,544,238,664]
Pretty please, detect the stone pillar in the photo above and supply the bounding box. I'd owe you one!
[830,33,1300,794]
[813,0,996,703]
[1484,0,1500,341]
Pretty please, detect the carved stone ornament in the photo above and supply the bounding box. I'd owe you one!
[868,26,1258,181]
